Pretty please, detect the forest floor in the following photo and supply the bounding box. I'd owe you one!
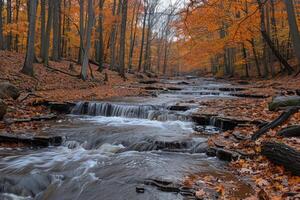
[0,50,300,199]
[0,50,146,133]
[186,77,300,199]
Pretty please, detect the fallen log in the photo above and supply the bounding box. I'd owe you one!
[139,80,158,84]
[251,107,299,140]
[278,125,300,137]
[269,96,300,111]
[0,134,62,147]
[46,66,79,78]
[230,93,270,99]
[261,142,300,176]
[5,114,58,125]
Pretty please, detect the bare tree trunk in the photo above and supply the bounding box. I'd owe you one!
[128,0,141,72]
[249,39,262,77]
[80,0,94,80]
[21,0,38,77]
[78,0,84,64]
[40,0,46,57]
[0,0,3,50]
[119,0,128,79]
[143,8,152,72]
[109,0,118,70]
[97,0,105,72]
[6,0,12,50]
[14,0,21,52]
[284,0,300,70]
[256,0,294,75]
[242,43,249,78]
[138,4,147,72]
[52,0,61,61]
[43,0,53,67]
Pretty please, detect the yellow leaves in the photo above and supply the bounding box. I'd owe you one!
[256,178,269,187]
[215,184,225,196]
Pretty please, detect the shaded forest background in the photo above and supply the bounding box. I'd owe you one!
[0,0,300,79]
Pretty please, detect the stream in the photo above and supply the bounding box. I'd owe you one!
[0,78,254,200]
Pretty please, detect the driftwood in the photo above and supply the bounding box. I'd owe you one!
[251,107,300,140]
[261,142,300,176]
[278,125,300,137]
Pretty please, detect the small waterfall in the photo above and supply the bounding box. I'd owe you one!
[71,102,190,121]
[209,116,218,127]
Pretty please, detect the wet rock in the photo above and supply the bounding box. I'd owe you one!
[206,147,240,161]
[145,71,158,78]
[136,185,145,193]
[269,96,300,111]
[191,114,265,131]
[237,80,250,85]
[168,105,190,111]
[216,148,240,161]
[167,87,182,91]
[0,134,62,147]
[206,147,217,157]
[190,142,208,154]
[296,89,300,96]
[47,102,76,114]
[144,179,181,193]
[0,100,7,120]
[139,80,158,84]
[177,81,190,85]
[0,82,20,100]
[230,93,269,99]
[218,87,246,92]
[144,86,164,91]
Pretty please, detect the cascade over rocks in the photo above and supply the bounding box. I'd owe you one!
[0,82,20,100]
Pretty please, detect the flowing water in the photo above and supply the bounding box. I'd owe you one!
[0,78,253,200]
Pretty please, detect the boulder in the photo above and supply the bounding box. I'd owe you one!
[0,82,20,100]
[269,96,300,111]
[0,100,7,120]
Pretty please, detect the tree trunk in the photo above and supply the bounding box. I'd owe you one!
[249,39,261,77]
[14,0,21,52]
[143,9,152,72]
[6,0,12,50]
[78,0,84,64]
[138,5,147,72]
[284,0,300,70]
[97,0,105,72]
[80,0,94,80]
[242,43,249,78]
[43,0,53,67]
[40,0,46,57]
[109,0,118,70]
[52,0,61,61]
[128,0,141,72]
[119,0,128,79]
[0,0,3,50]
[21,0,38,77]
[256,0,294,75]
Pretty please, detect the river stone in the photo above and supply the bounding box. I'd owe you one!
[0,100,7,120]
[269,96,300,111]
[0,82,20,100]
